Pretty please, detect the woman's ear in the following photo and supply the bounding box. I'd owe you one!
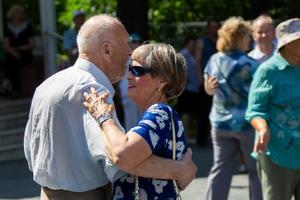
[158,79,167,91]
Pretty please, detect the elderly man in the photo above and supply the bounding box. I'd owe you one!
[246,18,300,200]
[248,14,276,63]
[24,15,196,200]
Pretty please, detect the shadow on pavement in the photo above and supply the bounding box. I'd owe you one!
[189,143,214,178]
[0,159,40,198]
[0,144,234,199]
[0,145,212,198]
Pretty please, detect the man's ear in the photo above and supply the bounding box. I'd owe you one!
[101,42,113,62]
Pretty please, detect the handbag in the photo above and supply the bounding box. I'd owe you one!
[134,109,182,200]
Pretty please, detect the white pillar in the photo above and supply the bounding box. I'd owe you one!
[39,0,57,77]
[0,0,3,41]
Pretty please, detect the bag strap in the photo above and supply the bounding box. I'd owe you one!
[170,110,182,200]
[135,108,182,200]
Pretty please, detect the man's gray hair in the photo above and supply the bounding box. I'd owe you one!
[252,14,274,28]
[77,14,120,54]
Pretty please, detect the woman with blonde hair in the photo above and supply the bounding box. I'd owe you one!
[83,43,196,199]
[204,17,262,200]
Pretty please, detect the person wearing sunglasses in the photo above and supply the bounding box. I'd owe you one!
[24,15,196,200]
[83,43,196,199]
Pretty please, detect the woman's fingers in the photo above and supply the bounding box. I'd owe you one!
[83,88,114,117]
[90,87,97,94]
[99,92,109,100]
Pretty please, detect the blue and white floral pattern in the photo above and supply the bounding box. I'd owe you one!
[112,103,187,200]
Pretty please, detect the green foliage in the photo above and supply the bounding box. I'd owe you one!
[55,0,117,34]
[54,0,117,54]
[53,0,299,50]
[148,0,252,48]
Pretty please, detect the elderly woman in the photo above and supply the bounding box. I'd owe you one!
[84,43,191,199]
[204,17,262,200]
[3,4,34,97]
[246,18,300,200]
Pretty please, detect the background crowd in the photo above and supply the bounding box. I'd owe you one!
[0,2,300,200]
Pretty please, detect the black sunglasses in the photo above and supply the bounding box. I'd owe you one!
[129,65,153,77]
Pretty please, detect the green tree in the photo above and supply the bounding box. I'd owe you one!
[55,0,117,34]
[148,0,252,48]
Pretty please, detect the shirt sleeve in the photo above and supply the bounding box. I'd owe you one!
[130,104,171,152]
[245,65,273,121]
[203,55,221,80]
[80,81,123,181]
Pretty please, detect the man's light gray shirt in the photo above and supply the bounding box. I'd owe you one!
[24,58,124,192]
[248,41,277,64]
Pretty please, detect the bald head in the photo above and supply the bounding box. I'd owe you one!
[77,14,123,54]
[76,14,131,83]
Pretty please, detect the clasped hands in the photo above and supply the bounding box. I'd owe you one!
[83,87,114,119]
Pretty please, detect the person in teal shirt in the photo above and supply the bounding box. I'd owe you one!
[246,18,300,200]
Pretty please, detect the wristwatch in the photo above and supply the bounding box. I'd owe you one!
[96,112,112,128]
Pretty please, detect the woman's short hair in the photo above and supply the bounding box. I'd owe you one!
[131,43,187,100]
[217,16,252,52]
[7,4,24,21]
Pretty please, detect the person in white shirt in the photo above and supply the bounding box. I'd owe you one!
[248,14,276,63]
[24,14,196,200]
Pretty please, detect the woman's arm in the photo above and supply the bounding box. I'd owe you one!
[204,75,219,95]
[84,88,197,189]
[84,89,153,170]
[101,120,152,170]
[17,37,34,51]
[126,148,197,190]
[3,38,20,58]
[250,117,270,153]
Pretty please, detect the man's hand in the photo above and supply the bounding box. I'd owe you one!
[254,128,270,153]
[176,148,197,190]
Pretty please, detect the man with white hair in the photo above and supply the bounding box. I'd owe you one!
[24,15,196,199]
[246,18,300,200]
[248,14,276,63]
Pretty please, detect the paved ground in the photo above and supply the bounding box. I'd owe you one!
[0,144,251,200]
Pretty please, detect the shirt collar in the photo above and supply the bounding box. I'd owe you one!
[273,53,294,71]
[74,58,115,96]
[252,46,265,59]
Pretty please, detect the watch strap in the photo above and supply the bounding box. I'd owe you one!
[96,112,112,128]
